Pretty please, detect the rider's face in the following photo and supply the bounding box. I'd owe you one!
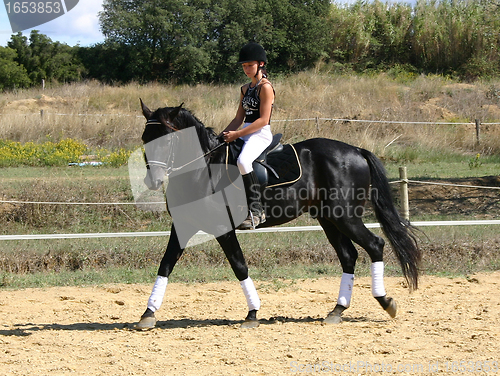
[242,61,262,78]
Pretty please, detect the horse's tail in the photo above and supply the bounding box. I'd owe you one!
[359,148,421,291]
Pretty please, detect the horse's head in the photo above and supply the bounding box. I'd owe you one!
[140,99,185,190]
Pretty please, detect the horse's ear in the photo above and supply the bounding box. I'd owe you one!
[140,98,153,120]
[168,102,184,121]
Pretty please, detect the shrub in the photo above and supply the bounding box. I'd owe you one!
[0,138,131,167]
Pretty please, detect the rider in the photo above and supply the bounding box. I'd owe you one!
[221,42,275,230]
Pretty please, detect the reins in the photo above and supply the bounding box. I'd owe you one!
[168,141,226,174]
[144,118,227,174]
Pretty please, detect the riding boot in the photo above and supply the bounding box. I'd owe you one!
[238,171,265,230]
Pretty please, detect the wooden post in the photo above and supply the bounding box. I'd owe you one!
[475,119,481,145]
[399,166,409,221]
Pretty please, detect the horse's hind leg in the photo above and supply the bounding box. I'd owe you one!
[216,231,260,328]
[317,217,358,324]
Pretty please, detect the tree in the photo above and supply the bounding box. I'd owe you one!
[0,46,31,91]
[99,0,215,82]
[8,30,84,86]
[98,0,332,83]
[78,42,147,83]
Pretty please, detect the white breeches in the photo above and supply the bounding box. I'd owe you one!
[236,123,272,175]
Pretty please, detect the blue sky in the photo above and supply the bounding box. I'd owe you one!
[1,0,104,46]
[0,0,415,48]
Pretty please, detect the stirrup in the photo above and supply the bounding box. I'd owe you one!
[238,211,261,230]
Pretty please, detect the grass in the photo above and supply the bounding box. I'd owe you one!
[1,72,500,288]
[2,73,500,152]
[384,156,500,179]
[1,208,499,289]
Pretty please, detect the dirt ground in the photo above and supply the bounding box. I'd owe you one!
[1,272,499,375]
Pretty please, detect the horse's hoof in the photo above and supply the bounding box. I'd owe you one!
[240,319,260,329]
[385,297,397,318]
[323,314,342,325]
[323,304,346,324]
[136,315,156,330]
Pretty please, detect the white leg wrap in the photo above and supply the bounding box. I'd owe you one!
[240,277,261,311]
[371,261,386,297]
[147,276,169,312]
[337,273,354,308]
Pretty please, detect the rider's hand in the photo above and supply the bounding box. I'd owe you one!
[222,131,240,143]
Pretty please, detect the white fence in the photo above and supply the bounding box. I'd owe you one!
[1,219,500,241]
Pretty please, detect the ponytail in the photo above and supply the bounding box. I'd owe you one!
[258,64,268,78]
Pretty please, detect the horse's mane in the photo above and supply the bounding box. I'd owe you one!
[154,106,220,154]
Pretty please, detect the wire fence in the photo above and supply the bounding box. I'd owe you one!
[3,111,500,126]
[1,176,499,240]
[388,180,500,190]
[1,113,499,240]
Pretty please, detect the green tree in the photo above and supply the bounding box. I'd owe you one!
[0,46,31,91]
[269,0,330,71]
[8,30,83,86]
[99,0,215,83]
[98,0,331,83]
[78,42,144,83]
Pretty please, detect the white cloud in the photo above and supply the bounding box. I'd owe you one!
[0,0,105,47]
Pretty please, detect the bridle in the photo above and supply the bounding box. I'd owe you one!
[146,118,178,132]
[143,119,227,175]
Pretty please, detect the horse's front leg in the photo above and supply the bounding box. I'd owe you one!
[136,225,194,329]
[216,231,260,328]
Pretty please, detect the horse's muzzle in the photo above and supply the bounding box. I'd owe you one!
[144,171,164,191]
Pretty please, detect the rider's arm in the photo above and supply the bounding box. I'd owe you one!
[220,88,246,136]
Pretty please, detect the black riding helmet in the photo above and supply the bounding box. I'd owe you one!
[238,42,267,64]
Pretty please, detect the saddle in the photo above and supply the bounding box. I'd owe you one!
[228,133,302,189]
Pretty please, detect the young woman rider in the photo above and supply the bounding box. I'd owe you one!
[221,42,275,230]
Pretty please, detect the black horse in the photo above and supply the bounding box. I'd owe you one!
[136,100,421,329]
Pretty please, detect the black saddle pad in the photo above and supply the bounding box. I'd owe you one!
[227,135,301,188]
[264,144,301,188]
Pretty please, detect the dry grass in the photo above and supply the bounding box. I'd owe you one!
[1,73,500,154]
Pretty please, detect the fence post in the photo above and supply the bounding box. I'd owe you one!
[399,166,409,221]
[475,119,481,145]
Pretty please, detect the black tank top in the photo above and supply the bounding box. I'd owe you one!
[241,79,274,124]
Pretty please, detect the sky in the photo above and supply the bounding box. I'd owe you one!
[0,0,105,47]
[0,0,415,48]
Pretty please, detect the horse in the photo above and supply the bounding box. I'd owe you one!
[136,100,421,329]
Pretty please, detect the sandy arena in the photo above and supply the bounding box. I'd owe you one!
[1,271,499,375]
